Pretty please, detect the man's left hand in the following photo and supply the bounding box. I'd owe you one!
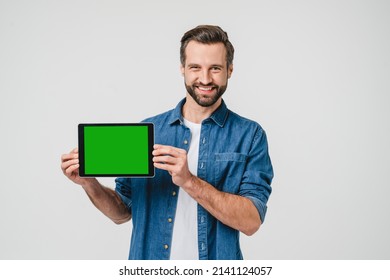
[152,144,194,188]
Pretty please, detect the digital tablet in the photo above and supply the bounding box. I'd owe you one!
[78,123,154,177]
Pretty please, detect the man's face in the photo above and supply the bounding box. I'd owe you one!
[181,41,233,107]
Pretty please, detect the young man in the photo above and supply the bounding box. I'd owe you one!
[61,25,273,260]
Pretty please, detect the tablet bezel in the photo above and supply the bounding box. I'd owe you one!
[78,123,154,177]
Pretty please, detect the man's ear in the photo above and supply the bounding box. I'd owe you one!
[228,64,233,79]
[180,64,185,76]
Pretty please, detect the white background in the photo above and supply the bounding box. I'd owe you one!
[0,0,389,259]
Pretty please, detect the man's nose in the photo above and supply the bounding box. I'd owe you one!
[199,70,212,85]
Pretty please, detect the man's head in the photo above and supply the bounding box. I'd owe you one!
[180,25,234,68]
[180,25,234,107]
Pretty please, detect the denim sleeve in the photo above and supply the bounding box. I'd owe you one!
[238,127,273,223]
[115,177,133,213]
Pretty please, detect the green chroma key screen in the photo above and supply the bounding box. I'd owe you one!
[78,123,154,177]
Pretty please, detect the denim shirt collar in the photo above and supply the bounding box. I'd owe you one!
[168,98,229,127]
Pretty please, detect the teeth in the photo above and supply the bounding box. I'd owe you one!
[199,87,213,91]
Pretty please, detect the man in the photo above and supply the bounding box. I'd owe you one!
[61,25,273,260]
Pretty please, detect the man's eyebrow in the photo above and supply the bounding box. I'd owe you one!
[187,63,200,67]
[187,63,225,68]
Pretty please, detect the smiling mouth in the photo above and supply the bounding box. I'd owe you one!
[196,85,216,93]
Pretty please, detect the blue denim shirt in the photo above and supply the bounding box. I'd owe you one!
[115,98,273,260]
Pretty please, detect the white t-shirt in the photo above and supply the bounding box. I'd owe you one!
[169,118,201,260]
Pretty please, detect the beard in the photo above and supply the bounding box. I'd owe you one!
[185,82,228,107]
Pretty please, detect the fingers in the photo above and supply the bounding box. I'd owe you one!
[61,153,78,163]
[64,162,80,176]
[61,158,79,172]
[153,154,176,164]
[61,147,79,175]
[152,144,188,176]
[153,160,181,174]
[153,144,193,187]
[153,161,169,171]
[61,147,79,162]
[153,144,186,157]
[152,144,187,167]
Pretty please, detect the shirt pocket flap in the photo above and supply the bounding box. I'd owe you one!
[215,152,247,162]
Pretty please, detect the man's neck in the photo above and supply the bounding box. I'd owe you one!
[182,94,222,124]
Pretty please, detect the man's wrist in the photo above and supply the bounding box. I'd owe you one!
[182,174,196,192]
[81,178,100,192]
[182,174,205,199]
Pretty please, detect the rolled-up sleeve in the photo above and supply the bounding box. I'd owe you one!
[238,127,273,223]
[115,177,133,212]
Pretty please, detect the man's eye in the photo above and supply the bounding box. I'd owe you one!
[211,67,221,71]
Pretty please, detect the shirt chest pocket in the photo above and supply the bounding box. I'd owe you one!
[214,152,248,193]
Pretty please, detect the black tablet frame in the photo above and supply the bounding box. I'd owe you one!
[78,123,154,177]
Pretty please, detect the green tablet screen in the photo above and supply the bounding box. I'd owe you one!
[78,123,154,177]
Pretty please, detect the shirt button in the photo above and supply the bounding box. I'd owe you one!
[200,162,204,169]
[168,218,172,223]
[164,244,169,250]
[184,140,188,145]
[172,191,176,196]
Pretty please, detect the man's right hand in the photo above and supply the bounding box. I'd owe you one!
[61,147,97,187]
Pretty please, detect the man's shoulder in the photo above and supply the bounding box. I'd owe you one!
[142,108,176,124]
[225,109,269,147]
[227,109,265,132]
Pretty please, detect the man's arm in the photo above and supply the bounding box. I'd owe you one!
[153,144,261,236]
[61,148,131,224]
[186,175,261,236]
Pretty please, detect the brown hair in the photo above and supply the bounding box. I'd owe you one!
[180,25,235,67]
